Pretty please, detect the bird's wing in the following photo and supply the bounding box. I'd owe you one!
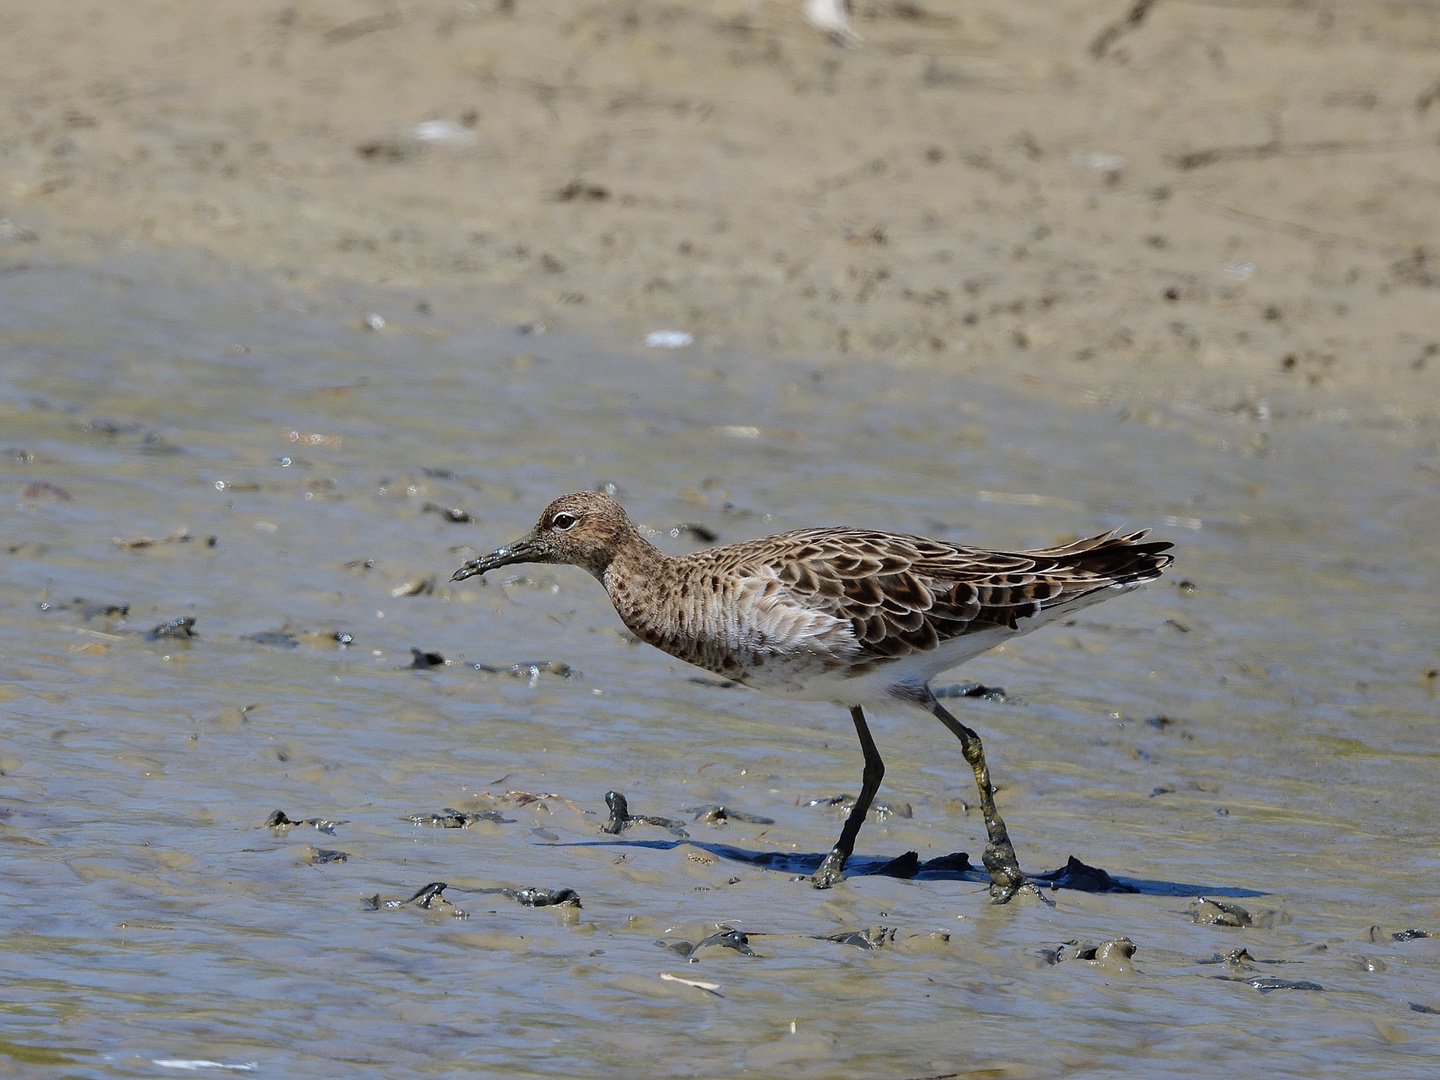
[729,528,1173,659]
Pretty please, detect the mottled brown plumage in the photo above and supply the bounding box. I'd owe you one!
[453,491,1173,901]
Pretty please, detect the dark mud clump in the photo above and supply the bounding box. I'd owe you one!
[817,927,895,950]
[146,617,197,640]
[683,804,775,825]
[265,810,348,834]
[1035,856,1140,893]
[602,791,688,838]
[402,808,515,828]
[658,927,758,961]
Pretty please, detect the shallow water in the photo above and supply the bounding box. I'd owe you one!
[1,254,1438,1078]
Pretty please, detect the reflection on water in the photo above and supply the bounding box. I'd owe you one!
[1,256,1437,1077]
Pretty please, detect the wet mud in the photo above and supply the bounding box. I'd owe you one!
[0,257,1437,1076]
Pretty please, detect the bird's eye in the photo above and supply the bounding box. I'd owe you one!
[552,512,578,531]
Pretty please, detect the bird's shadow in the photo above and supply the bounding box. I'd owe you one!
[554,838,1265,898]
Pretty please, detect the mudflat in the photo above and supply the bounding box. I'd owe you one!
[3,1,1440,414]
[4,9,1440,1070]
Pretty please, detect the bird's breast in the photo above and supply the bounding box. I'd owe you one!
[603,563,857,682]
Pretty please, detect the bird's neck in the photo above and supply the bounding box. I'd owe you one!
[598,532,673,635]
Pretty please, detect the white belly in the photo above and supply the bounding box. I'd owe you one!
[737,622,1018,706]
[732,580,1142,706]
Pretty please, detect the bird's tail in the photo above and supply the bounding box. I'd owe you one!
[1030,529,1174,589]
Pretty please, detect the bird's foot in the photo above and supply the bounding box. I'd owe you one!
[983,844,1029,905]
[811,850,847,889]
[988,877,1055,906]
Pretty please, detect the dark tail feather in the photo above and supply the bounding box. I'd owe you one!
[1038,529,1174,587]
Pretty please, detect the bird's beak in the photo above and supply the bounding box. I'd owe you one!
[451,535,541,581]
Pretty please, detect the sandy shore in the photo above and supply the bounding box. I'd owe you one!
[4,0,1440,417]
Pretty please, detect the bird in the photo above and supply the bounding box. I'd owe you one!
[452,491,1173,902]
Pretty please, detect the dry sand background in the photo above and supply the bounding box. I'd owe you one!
[4,0,1440,417]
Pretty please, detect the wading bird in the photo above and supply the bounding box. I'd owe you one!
[454,492,1172,902]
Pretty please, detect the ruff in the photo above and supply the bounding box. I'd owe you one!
[453,491,1173,901]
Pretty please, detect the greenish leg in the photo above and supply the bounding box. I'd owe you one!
[928,695,1028,903]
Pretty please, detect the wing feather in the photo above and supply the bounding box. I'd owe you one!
[711,525,1173,666]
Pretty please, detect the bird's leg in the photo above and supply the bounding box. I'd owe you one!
[928,696,1028,903]
[812,706,885,889]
